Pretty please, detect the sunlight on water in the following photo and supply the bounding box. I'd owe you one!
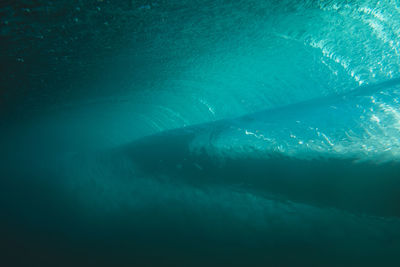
[1,0,400,266]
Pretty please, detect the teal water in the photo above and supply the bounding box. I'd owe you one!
[1,0,400,266]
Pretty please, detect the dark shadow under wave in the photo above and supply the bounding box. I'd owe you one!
[123,78,400,218]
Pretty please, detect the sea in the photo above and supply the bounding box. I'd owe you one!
[1,0,400,266]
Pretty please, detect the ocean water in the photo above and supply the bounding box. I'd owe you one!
[1,0,400,266]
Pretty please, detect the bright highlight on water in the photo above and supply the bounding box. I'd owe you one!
[1,0,400,266]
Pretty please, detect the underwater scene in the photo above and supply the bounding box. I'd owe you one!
[1,0,400,266]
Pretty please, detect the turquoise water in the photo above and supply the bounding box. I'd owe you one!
[1,0,400,266]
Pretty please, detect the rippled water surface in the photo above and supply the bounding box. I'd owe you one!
[1,0,400,266]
